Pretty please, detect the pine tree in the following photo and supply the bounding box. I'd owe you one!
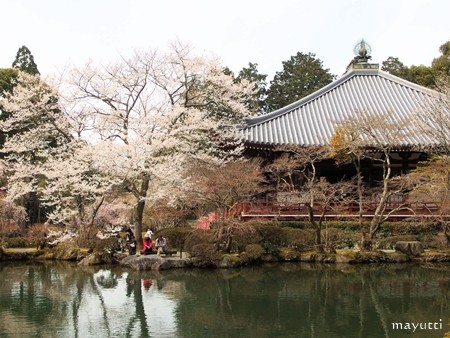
[12,45,40,75]
[266,52,335,112]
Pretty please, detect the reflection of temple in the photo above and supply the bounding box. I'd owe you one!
[236,44,448,220]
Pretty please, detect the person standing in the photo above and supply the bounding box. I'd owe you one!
[126,227,137,255]
[144,228,154,240]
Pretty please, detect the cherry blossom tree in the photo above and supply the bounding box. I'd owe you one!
[66,42,254,246]
[0,72,119,228]
[0,72,74,223]
[39,144,122,226]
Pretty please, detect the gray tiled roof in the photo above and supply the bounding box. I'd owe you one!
[240,68,443,147]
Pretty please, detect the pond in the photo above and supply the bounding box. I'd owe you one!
[0,261,449,338]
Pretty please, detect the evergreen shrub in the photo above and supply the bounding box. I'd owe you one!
[241,243,265,263]
[191,243,221,267]
[323,227,359,249]
[379,222,439,236]
[252,223,288,247]
[184,229,215,254]
[285,228,315,251]
[277,221,310,229]
[230,226,262,253]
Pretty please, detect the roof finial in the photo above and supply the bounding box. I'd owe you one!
[353,39,372,62]
[345,39,379,72]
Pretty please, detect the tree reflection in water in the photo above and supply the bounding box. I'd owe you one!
[0,262,448,337]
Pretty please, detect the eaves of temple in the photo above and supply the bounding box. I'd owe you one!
[239,58,444,151]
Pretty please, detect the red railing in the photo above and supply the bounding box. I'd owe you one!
[226,199,441,222]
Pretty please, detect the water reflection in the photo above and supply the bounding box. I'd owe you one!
[0,262,449,337]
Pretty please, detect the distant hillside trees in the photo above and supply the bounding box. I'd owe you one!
[382,40,450,88]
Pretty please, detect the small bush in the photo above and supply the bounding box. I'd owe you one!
[184,229,215,254]
[278,247,301,261]
[231,229,261,253]
[285,228,315,251]
[3,236,32,248]
[241,244,265,263]
[323,227,359,249]
[380,222,440,236]
[253,223,288,247]
[262,241,280,255]
[27,223,50,249]
[75,227,98,249]
[191,243,221,267]
[215,222,261,253]
[53,241,83,260]
[93,236,121,253]
[277,221,310,229]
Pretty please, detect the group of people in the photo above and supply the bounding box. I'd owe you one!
[126,226,167,256]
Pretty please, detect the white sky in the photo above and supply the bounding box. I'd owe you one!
[1,0,449,80]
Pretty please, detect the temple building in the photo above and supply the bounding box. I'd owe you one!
[239,43,445,183]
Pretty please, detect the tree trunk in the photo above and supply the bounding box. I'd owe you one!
[369,152,392,242]
[443,222,450,247]
[306,204,323,252]
[224,227,233,253]
[135,176,150,252]
[89,197,105,228]
[315,225,323,252]
[361,231,372,251]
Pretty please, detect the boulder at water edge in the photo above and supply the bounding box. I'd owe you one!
[394,241,424,257]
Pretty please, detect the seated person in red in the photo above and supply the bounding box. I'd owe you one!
[141,236,153,255]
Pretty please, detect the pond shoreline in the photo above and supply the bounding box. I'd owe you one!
[2,246,450,270]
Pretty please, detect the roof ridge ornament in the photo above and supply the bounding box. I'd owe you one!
[354,39,372,62]
[346,39,379,72]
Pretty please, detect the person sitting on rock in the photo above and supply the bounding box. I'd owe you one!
[155,235,167,256]
[141,236,153,255]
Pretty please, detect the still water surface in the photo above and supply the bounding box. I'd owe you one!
[0,261,449,338]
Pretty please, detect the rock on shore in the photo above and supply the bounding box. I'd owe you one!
[120,254,193,270]
[394,241,424,257]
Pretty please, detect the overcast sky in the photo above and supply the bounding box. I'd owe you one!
[2,0,449,80]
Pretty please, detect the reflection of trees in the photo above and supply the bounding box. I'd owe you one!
[125,272,149,338]
[0,263,169,337]
[174,264,450,337]
[0,262,449,337]
[0,262,82,336]
[88,271,112,336]
[95,270,119,289]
